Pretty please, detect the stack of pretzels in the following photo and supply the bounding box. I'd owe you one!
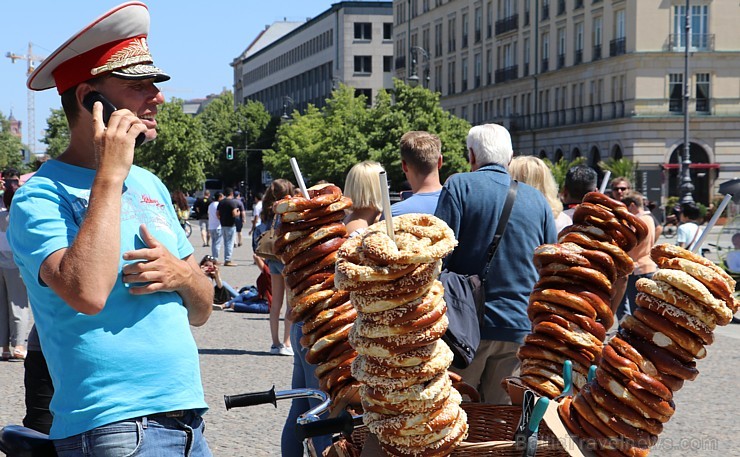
[558,244,739,457]
[518,192,649,398]
[273,184,359,404]
[336,214,468,457]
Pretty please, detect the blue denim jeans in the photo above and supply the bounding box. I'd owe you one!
[53,411,211,457]
[209,228,222,260]
[281,323,332,457]
[222,226,236,262]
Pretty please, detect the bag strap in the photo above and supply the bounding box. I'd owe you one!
[481,179,518,282]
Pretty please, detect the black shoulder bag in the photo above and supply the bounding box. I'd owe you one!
[441,180,518,369]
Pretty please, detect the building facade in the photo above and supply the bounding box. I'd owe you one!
[232,2,394,118]
[395,0,740,206]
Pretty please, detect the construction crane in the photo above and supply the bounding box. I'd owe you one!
[6,43,46,158]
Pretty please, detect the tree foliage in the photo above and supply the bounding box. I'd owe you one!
[598,157,638,184]
[543,156,587,189]
[41,108,70,158]
[135,98,210,192]
[266,79,472,190]
[0,112,26,171]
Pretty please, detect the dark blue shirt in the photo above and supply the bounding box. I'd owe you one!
[434,164,557,343]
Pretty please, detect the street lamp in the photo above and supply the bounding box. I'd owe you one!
[407,46,430,88]
[281,96,294,123]
[679,0,695,204]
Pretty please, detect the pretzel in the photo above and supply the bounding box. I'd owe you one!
[274,184,343,213]
[281,196,352,223]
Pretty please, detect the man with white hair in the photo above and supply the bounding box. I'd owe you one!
[435,123,557,404]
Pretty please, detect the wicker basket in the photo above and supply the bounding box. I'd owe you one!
[347,403,569,457]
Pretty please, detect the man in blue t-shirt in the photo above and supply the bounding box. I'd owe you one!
[391,131,444,217]
[7,4,214,455]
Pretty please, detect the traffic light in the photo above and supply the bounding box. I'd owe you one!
[225,146,234,160]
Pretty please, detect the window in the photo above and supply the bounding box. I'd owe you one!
[448,60,456,94]
[696,73,710,113]
[486,48,493,84]
[383,23,393,40]
[541,32,550,71]
[542,0,550,20]
[575,22,584,64]
[435,23,443,56]
[673,4,709,49]
[475,7,482,43]
[557,27,566,68]
[474,53,482,88]
[487,2,493,38]
[410,0,418,18]
[423,28,430,53]
[354,23,371,40]
[593,16,602,60]
[462,13,469,48]
[423,0,430,13]
[448,17,456,52]
[383,56,393,72]
[354,56,372,74]
[461,57,468,91]
[669,73,683,113]
[355,88,372,106]
[435,64,443,93]
[615,10,625,39]
[523,37,530,76]
[610,10,626,56]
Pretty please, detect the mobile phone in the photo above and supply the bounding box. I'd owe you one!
[82,91,145,147]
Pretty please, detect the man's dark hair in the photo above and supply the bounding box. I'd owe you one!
[224,187,234,197]
[2,168,20,179]
[681,202,701,221]
[60,75,107,128]
[564,165,598,201]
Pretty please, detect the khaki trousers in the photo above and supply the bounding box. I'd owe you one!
[451,339,521,405]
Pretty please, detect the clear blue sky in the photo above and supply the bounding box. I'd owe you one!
[1,0,338,154]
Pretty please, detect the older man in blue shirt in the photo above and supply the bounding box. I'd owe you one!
[435,124,557,404]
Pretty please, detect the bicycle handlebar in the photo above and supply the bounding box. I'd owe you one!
[295,410,356,441]
[224,386,277,410]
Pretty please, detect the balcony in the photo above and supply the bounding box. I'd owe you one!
[667,33,715,52]
[541,58,549,72]
[610,37,626,57]
[592,44,602,61]
[496,14,519,35]
[557,0,566,15]
[574,49,583,65]
[395,55,406,69]
[494,65,519,83]
[557,54,565,69]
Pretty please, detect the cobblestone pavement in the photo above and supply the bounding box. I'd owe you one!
[1,224,739,456]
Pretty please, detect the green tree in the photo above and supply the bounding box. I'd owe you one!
[543,156,587,189]
[266,105,327,183]
[41,108,70,158]
[368,80,470,188]
[0,112,26,170]
[135,98,210,192]
[598,157,638,184]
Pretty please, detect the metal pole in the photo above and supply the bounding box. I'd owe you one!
[680,0,695,204]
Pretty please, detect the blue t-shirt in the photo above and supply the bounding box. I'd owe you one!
[8,161,207,439]
[391,189,442,217]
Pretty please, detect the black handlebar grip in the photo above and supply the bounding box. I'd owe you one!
[295,411,355,441]
[224,386,277,410]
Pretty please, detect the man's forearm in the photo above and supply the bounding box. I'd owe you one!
[179,258,214,326]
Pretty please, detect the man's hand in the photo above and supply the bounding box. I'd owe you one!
[92,101,146,180]
[122,224,194,294]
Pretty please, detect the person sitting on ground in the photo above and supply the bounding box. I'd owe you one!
[390,131,443,216]
[676,202,704,249]
[199,255,238,307]
[509,155,571,233]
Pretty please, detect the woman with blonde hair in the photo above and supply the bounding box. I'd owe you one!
[509,155,571,232]
[343,161,385,235]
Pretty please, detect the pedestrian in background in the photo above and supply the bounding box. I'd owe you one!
[194,190,212,247]
[208,192,224,261]
[610,176,632,202]
[233,190,247,248]
[390,131,443,217]
[217,187,240,266]
[249,192,263,236]
[560,165,598,221]
[0,177,29,361]
[253,179,296,356]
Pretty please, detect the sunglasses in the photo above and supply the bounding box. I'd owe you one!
[613,186,630,191]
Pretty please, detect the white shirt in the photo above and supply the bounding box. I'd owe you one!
[208,201,221,230]
[676,222,702,248]
[252,200,262,228]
